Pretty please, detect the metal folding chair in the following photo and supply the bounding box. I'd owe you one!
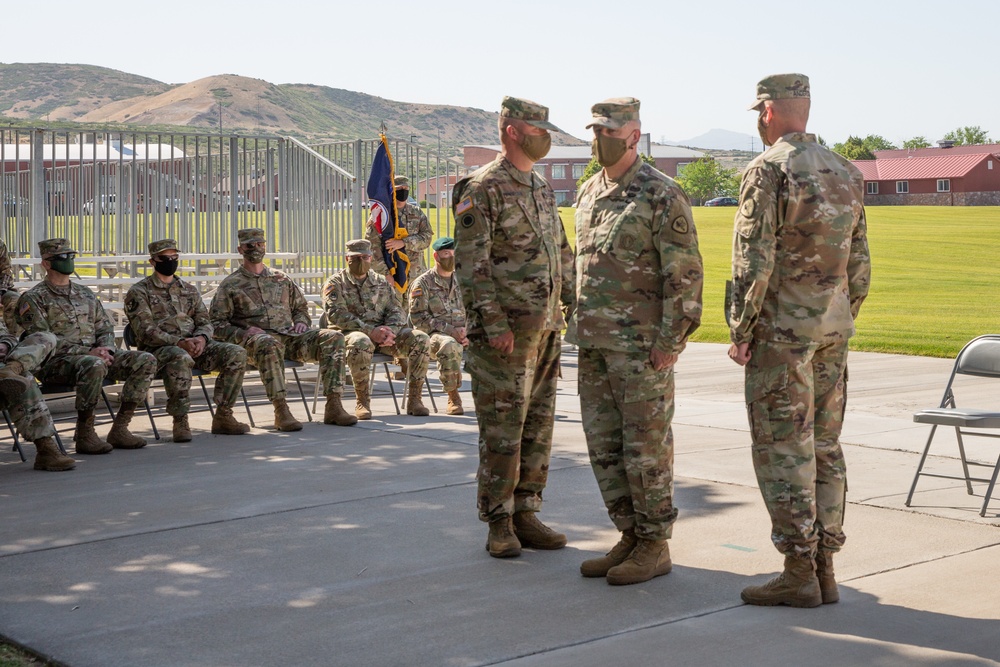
[4,408,68,461]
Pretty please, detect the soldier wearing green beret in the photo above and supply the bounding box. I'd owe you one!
[407,236,467,415]
[452,96,576,558]
[729,73,871,608]
[125,239,251,442]
[18,238,157,454]
[573,97,704,585]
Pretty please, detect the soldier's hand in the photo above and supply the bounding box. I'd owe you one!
[88,347,114,365]
[649,349,678,371]
[381,329,397,347]
[489,331,515,355]
[728,343,751,366]
[385,238,405,252]
[0,342,8,360]
[291,322,309,334]
[246,326,266,336]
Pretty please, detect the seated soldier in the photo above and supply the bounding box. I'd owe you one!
[125,239,251,442]
[17,238,157,454]
[321,239,431,420]
[407,236,468,415]
[209,228,357,431]
[0,237,23,336]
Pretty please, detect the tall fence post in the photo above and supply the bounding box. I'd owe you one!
[29,129,46,256]
[352,139,363,237]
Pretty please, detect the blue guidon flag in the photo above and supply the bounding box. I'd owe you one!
[367,134,410,292]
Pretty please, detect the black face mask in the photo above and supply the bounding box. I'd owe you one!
[395,189,409,202]
[156,257,179,276]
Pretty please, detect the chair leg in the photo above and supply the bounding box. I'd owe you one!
[980,453,1000,517]
[291,368,312,422]
[240,387,256,428]
[381,362,400,415]
[906,424,938,507]
[143,398,160,441]
[53,430,67,455]
[4,409,26,463]
[954,427,975,495]
[197,375,214,417]
[101,389,116,420]
[424,378,438,414]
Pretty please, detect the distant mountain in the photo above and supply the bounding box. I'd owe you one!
[664,128,759,152]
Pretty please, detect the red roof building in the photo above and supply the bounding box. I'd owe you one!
[853,152,1000,205]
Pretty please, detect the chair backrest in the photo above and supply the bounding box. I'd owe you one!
[122,322,137,349]
[955,335,1000,378]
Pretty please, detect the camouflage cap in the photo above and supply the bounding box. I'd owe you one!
[237,228,266,244]
[748,73,810,111]
[38,238,76,258]
[500,96,561,132]
[586,97,641,130]
[148,239,179,255]
[394,175,410,188]
[432,236,455,251]
[345,238,373,256]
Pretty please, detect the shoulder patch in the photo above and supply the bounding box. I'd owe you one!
[18,301,30,316]
[740,198,756,219]
[410,287,423,298]
[671,216,689,234]
[455,197,473,216]
[126,298,139,313]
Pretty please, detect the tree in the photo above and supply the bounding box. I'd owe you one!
[576,157,600,189]
[902,136,931,149]
[675,158,739,204]
[942,126,992,146]
[831,134,896,160]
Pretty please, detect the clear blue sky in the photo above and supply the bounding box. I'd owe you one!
[4,0,997,147]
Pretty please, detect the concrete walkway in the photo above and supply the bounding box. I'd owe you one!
[2,343,998,666]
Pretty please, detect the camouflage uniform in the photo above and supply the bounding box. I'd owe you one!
[125,273,246,416]
[731,77,871,559]
[367,202,433,280]
[0,323,58,442]
[574,147,704,541]
[210,265,347,399]
[17,282,156,412]
[408,267,465,393]
[452,108,575,522]
[0,237,22,335]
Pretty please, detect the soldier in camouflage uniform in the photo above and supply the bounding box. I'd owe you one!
[321,239,431,419]
[0,320,76,471]
[125,239,251,442]
[728,74,871,608]
[18,239,157,455]
[209,228,357,431]
[0,237,23,336]
[572,98,703,585]
[407,236,467,416]
[452,96,576,558]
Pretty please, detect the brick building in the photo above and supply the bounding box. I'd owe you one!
[854,152,1000,206]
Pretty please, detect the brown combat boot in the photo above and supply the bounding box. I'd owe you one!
[106,401,147,449]
[211,406,251,435]
[815,551,839,604]
[172,415,192,443]
[74,409,112,455]
[0,360,31,406]
[741,554,823,608]
[354,378,372,420]
[33,436,75,471]
[324,394,358,426]
[446,390,464,416]
[606,537,672,585]
[580,528,638,578]
[485,516,521,558]
[273,397,303,432]
[406,379,429,417]
[512,511,567,550]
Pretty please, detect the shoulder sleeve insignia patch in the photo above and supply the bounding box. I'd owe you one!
[18,301,30,315]
[455,197,473,216]
[741,198,756,219]
[671,216,689,234]
[410,287,423,298]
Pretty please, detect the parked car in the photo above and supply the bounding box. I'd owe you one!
[225,195,257,211]
[165,198,195,212]
[83,194,130,214]
[704,196,738,207]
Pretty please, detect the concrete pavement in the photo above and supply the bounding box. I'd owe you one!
[2,343,999,666]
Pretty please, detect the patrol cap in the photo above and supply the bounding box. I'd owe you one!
[500,96,561,132]
[237,228,266,245]
[393,175,410,188]
[586,97,641,130]
[749,73,810,111]
[432,237,455,251]
[148,239,179,256]
[38,238,75,259]
[345,239,373,256]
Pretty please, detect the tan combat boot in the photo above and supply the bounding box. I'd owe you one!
[324,393,358,426]
[354,377,372,420]
[74,409,112,455]
[0,360,31,405]
[273,397,303,432]
[741,554,822,608]
[106,401,147,449]
[406,379,429,417]
[446,390,464,416]
[33,436,75,471]
[512,511,567,549]
[580,528,638,578]
[485,516,521,558]
[172,415,192,443]
[815,551,839,604]
[211,406,251,435]
[606,537,672,586]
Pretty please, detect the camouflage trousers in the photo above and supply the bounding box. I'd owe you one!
[37,349,156,411]
[428,333,463,392]
[2,331,57,441]
[344,328,429,386]
[1,288,21,337]
[579,347,678,541]
[243,329,346,400]
[466,329,561,522]
[744,338,849,557]
[149,340,247,416]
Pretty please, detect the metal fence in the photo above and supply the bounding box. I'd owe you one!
[1,127,465,293]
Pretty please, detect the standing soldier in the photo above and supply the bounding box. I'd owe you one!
[17,238,157,454]
[124,239,251,442]
[407,236,468,416]
[728,74,871,608]
[210,228,357,432]
[452,96,575,558]
[0,237,22,335]
[573,98,703,585]
[321,239,432,419]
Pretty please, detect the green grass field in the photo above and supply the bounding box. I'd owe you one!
[560,206,1000,358]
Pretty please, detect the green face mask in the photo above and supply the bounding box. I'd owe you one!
[519,131,551,161]
[348,257,371,278]
[50,258,75,275]
[593,134,628,168]
[244,247,266,263]
[437,257,455,272]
